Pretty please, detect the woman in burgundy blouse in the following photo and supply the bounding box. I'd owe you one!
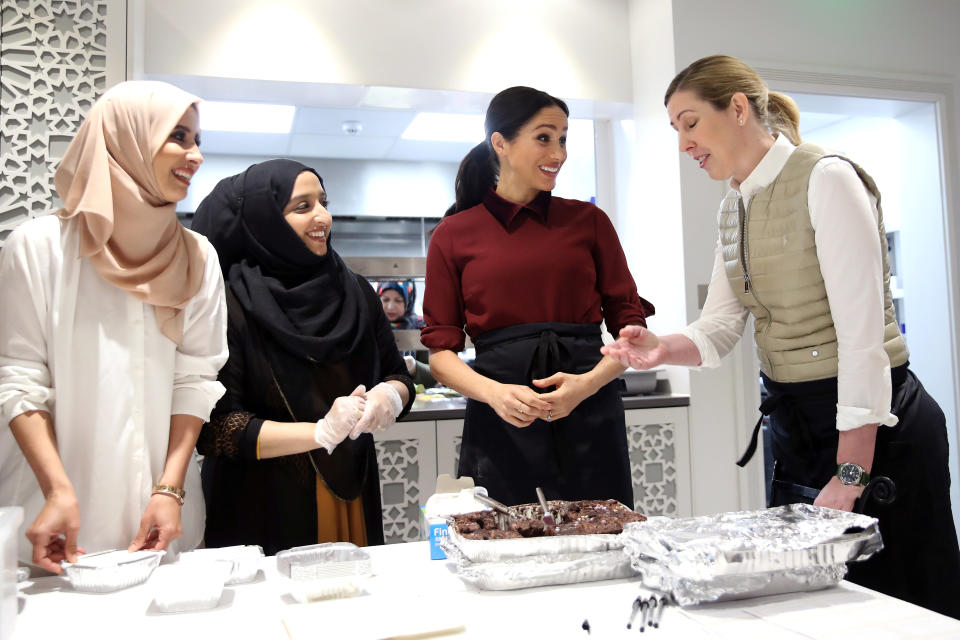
[421,86,655,507]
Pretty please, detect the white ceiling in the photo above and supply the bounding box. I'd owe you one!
[148,75,931,162]
[146,74,633,163]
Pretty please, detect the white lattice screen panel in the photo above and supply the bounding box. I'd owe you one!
[627,421,680,517]
[1,0,110,243]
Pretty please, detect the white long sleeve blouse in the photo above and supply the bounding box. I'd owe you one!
[0,215,228,560]
[680,135,899,432]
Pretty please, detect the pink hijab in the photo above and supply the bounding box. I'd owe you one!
[54,81,206,345]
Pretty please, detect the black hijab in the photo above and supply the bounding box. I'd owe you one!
[193,159,369,364]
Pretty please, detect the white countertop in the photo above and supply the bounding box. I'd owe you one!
[13,540,960,639]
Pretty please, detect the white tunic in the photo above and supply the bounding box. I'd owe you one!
[0,215,228,561]
[679,135,899,432]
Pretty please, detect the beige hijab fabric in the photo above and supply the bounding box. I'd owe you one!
[54,80,206,345]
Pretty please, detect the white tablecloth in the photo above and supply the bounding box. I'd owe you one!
[13,541,960,639]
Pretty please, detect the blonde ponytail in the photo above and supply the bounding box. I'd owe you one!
[767,91,801,145]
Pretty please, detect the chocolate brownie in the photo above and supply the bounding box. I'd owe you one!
[453,499,646,539]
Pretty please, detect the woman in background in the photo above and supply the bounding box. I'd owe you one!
[603,54,960,617]
[192,159,414,554]
[0,81,227,572]
[422,86,654,508]
[378,281,436,388]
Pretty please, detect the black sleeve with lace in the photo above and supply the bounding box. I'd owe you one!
[196,411,264,459]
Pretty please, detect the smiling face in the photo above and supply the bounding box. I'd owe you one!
[667,88,747,182]
[152,106,202,203]
[283,171,331,256]
[492,105,568,204]
[380,289,406,321]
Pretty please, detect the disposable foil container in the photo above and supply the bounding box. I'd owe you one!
[62,549,164,593]
[275,542,371,581]
[620,503,883,606]
[441,539,636,591]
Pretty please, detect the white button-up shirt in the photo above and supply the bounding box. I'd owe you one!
[0,215,228,559]
[680,135,899,431]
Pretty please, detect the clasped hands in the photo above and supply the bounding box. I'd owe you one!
[488,372,597,428]
[314,382,402,453]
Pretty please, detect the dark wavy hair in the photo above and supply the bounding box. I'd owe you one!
[447,86,568,216]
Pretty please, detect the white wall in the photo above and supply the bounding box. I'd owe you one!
[140,0,633,103]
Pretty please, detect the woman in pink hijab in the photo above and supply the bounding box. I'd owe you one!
[0,81,228,573]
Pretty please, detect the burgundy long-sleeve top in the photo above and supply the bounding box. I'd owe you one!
[421,189,654,352]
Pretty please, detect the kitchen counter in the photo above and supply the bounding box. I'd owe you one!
[403,392,690,421]
[13,541,960,639]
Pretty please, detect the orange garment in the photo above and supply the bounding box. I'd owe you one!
[315,477,368,546]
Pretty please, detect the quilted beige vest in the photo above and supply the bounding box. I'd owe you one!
[718,142,908,382]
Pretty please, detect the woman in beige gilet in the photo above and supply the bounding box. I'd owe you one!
[603,54,959,618]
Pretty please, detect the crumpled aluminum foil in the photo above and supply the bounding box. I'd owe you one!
[440,537,636,591]
[619,503,882,606]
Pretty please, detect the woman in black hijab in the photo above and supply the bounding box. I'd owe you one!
[192,159,414,553]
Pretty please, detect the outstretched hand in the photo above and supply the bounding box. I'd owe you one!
[600,325,665,370]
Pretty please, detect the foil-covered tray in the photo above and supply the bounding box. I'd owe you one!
[445,500,641,562]
[441,543,636,591]
[619,503,883,606]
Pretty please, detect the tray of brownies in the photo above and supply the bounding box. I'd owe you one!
[440,499,647,590]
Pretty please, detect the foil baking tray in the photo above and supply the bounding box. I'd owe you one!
[445,500,639,562]
[442,542,636,591]
[619,503,882,606]
[62,549,165,593]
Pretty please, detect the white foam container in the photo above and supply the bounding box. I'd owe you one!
[151,561,233,612]
[177,545,263,584]
[0,506,23,640]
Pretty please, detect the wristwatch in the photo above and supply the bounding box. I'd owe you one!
[836,462,870,487]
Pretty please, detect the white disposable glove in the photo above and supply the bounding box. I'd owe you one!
[314,385,366,453]
[350,381,403,438]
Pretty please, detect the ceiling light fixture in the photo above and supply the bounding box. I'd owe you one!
[341,120,363,135]
[199,101,296,134]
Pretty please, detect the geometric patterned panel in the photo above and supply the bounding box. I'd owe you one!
[0,0,109,243]
[374,438,422,544]
[627,422,679,517]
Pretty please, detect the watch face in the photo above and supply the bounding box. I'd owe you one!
[838,463,863,485]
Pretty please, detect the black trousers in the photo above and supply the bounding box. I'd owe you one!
[764,364,960,619]
[458,322,633,508]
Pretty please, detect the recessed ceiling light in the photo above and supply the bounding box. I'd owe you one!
[199,101,295,134]
[401,112,484,143]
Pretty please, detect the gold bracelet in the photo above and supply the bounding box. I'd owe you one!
[151,484,185,506]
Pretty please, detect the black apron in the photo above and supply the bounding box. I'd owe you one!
[459,322,633,508]
[758,364,960,619]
